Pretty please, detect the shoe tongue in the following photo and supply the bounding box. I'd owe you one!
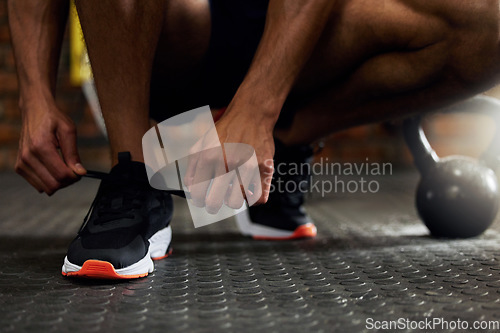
[109,152,148,182]
[118,152,132,164]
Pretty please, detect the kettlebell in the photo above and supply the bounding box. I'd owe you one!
[403,96,500,238]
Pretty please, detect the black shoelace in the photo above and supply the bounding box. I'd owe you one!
[84,170,186,198]
[78,170,185,233]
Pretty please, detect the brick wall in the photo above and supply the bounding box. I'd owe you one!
[0,0,498,173]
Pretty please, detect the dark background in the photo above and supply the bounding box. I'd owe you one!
[0,0,497,172]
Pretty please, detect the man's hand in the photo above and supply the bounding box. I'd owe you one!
[214,109,275,205]
[16,100,86,195]
[183,103,275,214]
[8,0,80,194]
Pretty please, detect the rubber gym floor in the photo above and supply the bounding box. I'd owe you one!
[1,170,500,333]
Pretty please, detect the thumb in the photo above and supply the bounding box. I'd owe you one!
[57,125,86,176]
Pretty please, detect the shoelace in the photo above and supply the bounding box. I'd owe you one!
[78,170,185,233]
[94,187,143,224]
[84,170,186,198]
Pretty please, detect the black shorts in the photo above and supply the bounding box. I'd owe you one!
[205,0,269,108]
[151,0,293,128]
[150,0,267,119]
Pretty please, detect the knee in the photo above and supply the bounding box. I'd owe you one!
[448,9,500,92]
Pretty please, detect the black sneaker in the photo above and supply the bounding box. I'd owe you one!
[235,139,317,240]
[62,152,173,279]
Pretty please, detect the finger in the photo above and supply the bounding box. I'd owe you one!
[205,169,234,214]
[29,156,66,195]
[256,160,274,204]
[258,178,271,204]
[25,147,79,195]
[33,138,79,184]
[57,125,86,175]
[189,150,222,207]
[225,173,245,210]
[183,152,199,188]
[224,163,251,209]
[20,153,63,195]
[241,166,262,206]
[15,162,45,193]
[183,139,204,187]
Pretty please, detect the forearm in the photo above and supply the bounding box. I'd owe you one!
[231,0,336,123]
[8,0,69,108]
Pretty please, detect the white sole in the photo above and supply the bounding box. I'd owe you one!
[235,210,295,238]
[149,225,172,259]
[62,250,154,276]
[62,225,172,277]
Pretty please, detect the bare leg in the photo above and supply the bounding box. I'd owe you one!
[75,0,210,165]
[75,0,164,164]
[276,0,500,145]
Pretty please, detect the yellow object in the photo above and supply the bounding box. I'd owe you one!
[69,1,92,86]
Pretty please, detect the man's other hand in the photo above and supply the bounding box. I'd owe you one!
[15,99,86,195]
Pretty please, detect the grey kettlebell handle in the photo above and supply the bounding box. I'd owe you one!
[403,115,439,174]
[403,95,500,173]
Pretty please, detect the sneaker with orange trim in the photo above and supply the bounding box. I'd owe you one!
[236,139,317,240]
[62,152,173,279]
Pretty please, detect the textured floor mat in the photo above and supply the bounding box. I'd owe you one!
[1,171,500,332]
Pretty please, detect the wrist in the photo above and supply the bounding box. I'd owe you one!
[226,88,284,129]
[224,100,280,133]
[19,86,56,113]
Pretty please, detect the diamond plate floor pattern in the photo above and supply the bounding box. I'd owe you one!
[1,171,500,332]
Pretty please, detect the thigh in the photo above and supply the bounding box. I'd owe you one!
[293,0,500,97]
[281,0,500,143]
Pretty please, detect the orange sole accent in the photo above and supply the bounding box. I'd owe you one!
[62,260,148,280]
[252,223,317,241]
[152,247,173,261]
